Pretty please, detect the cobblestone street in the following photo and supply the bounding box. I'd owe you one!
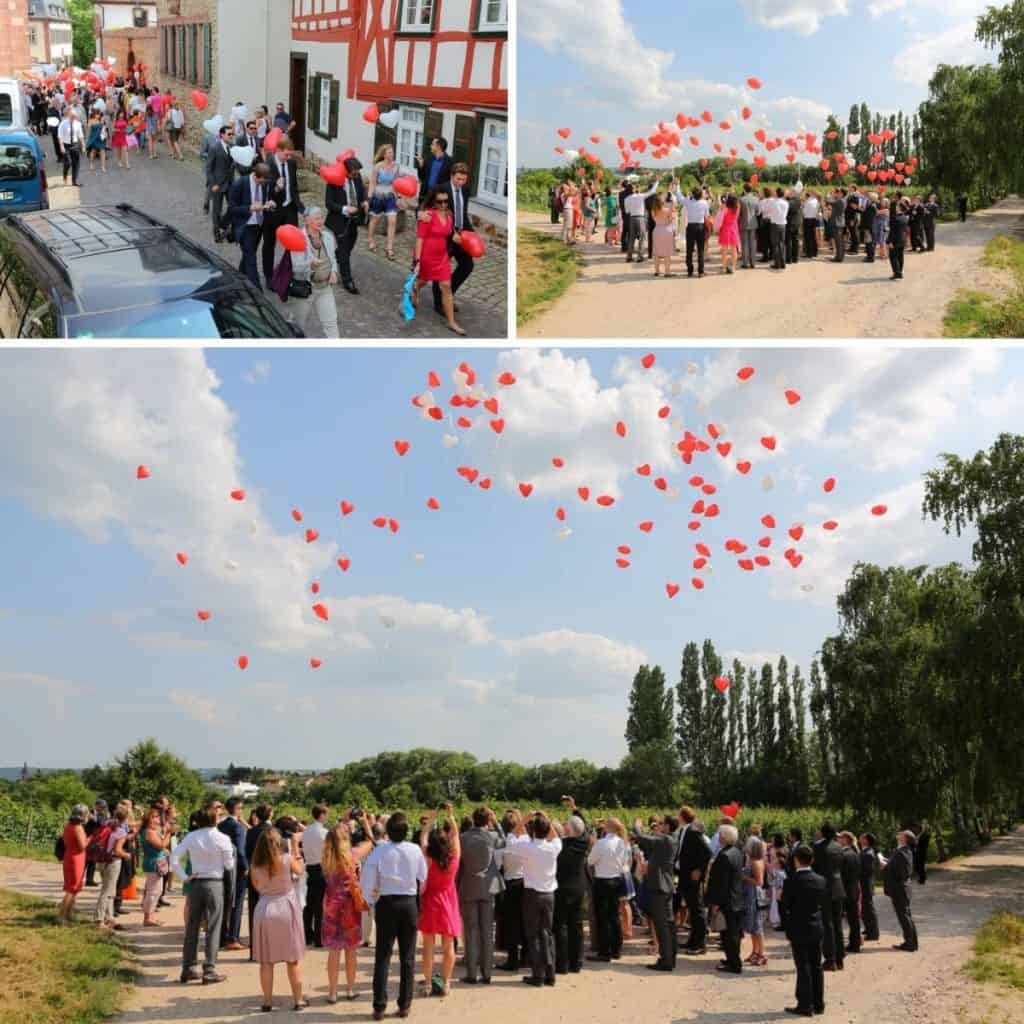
[45,147,507,339]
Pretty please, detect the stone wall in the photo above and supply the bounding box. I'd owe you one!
[0,0,33,77]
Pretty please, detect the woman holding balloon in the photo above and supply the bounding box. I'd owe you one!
[366,144,399,260]
[411,187,465,336]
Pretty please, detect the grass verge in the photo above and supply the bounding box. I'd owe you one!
[964,911,1024,990]
[0,839,57,863]
[0,889,135,1024]
[944,235,1024,337]
[516,226,581,326]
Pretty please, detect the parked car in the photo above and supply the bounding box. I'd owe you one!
[0,130,48,219]
[0,78,30,130]
[0,203,303,338]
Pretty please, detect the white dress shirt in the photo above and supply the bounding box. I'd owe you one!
[505,834,562,893]
[501,839,525,882]
[276,156,292,207]
[58,119,84,147]
[769,198,789,226]
[302,821,328,867]
[682,197,709,224]
[587,834,630,879]
[803,196,820,220]
[248,180,265,227]
[360,840,427,904]
[623,183,657,218]
[170,826,235,882]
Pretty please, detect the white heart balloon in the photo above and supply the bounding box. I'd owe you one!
[46,116,59,128]
[847,132,861,146]
[379,109,400,129]
[904,177,912,185]
[230,145,256,168]
[203,114,224,135]
[224,560,239,571]
[762,475,775,491]
[557,527,573,542]
[442,434,459,449]
[887,155,896,164]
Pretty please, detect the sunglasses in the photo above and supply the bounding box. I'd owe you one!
[436,198,449,205]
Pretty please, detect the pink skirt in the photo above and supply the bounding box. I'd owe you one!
[253,889,306,964]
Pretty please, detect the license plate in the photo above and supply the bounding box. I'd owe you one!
[0,192,15,201]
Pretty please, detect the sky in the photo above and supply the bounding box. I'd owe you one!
[518,0,1000,168]
[1,346,1020,773]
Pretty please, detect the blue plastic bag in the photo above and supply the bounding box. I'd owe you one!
[401,271,417,322]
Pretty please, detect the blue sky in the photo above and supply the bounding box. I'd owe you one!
[518,0,999,168]
[1,346,1019,771]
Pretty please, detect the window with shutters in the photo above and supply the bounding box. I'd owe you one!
[478,117,507,209]
[318,76,331,136]
[188,25,198,83]
[475,0,507,31]
[397,0,435,34]
[202,25,212,88]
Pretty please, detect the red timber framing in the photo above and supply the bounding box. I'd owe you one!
[292,0,506,113]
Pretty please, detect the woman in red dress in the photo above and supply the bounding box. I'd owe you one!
[413,188,465,336]
[60,804,89,924]
[417,804,462,997]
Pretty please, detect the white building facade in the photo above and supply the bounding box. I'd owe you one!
[288,0,508,232]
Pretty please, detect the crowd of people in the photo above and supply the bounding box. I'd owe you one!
[19,75,480,338]
[56,793,931,1018]
[549,176,965,283]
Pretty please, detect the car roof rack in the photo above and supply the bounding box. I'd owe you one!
[10,204,208,280]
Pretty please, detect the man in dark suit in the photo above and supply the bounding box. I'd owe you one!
[217,798,248,950]
[859,833,880,941]
[782,844,827,1017]
[706,824,745,973]
[262,138,305,289]
[884,831,919,951]
[244,803,273,961]
[415,136,453,201]
[888,200,910,280]
[206,124,236,243]
[838,831,862,953]
[633,815,680,970]
[923,197,940,251]
[457,806,504,984]
[553,814,589,974]
[678,806,712,955]
[618,183,633,254]
[786,189,802,263]
[325,156,367,295]
[830,190,846,262]
[228,163,271,289]
[429,162,475,317]
[860,192,878,262]
[812,821,846,971]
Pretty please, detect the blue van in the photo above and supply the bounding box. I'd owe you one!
[0,131,48,217]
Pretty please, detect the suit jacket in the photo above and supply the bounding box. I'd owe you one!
[839,845,861,896]
[325,176,367,238]
[266,155,305,215]
[860,848,877,887]
[206,141,235,190]
[435,179,472,235]
[782,868,826,944]
[217,816,248,873]
[228,175,269,235]
[555,835,590,896]
[787,197,803,228]
[457,827,504,901]
[812,838,846,902]
[706,844,744,913]
[418,152,453,194]
[829,197,846,229]
[244,821,272,867]
[861,200,877,233]
[888,212,909,247]
[677,825,712,881]
[632,830,679,894]
[884,845,913,899]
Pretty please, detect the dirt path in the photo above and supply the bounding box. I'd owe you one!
[519,197,1024,339]
[3,832,1023,1023]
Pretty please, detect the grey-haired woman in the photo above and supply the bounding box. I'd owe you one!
[742,835,767,965]
[291,206,340,338]
[59,803,90,923]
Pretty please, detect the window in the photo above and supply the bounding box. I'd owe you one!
[133,6,149,28]
[396,106,425,174]
[0,97,13,130]
[203,24,212,88]
[477,0,507,30]
[318,76,331,135]
[29,27,38,45]
[0,143,37,179]
[478,118,507,208]
[398,0,434,32]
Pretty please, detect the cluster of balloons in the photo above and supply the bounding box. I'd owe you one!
[135,353,889,674]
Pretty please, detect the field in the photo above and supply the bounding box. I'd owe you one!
[516,226,581,325]
[944,234,1024,337]
[964,911,1024,990]
[0,889,134,1024]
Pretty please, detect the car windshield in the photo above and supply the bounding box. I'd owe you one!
[0,144,36,182]
[0,95,13,128]
[67,289,296,339]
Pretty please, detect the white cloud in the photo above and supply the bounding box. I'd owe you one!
[169,689,219,724]
[892,20,995,87]
[868,0,906,18]
[722,649,786,670]
[762,97,833,126]
[740,0,849,34]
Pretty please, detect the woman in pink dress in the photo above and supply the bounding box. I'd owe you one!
[59,804,89,924]
[112,105,130,171]
[417,804,462,997]
[718,194,741,274]
[250,828,308,1012]
[321,815,375,1003]
[413,189,464,336]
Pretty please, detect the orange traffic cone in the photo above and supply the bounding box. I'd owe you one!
[120,875,138,900]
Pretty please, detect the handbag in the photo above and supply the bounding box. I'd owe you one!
[348,873,369,915]
[288,278,313,299]
[156,854,169,877]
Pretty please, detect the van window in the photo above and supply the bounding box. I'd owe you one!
[0,95,12,128]
[0,143,36,182]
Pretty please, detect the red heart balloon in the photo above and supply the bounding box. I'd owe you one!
[823,520,839,531]
[427,497,440,510]
[639,521,654,533]
[654,478,667,492]
[597,495,615,507]
[666,582,680,599]
[484,397,499,415]
[578,487,590,501]
[641,353,656,369]
[337,558,351,572]
[785,389,801,405]
[692,577,705,590]
[389,519,400,533]
[197,610,211,622]
[737,366,755,381]
[312,603,329,621]
[761,514,776,529]
[305,529,319,544]
[714,677,729,693]
[230,489,246,501]
[136,464,150,480]
[479,478,492,490]
[637,464,651,476]
[311,582,320,594]
[238,655,249,671]
[519,483,534,498]
[696,543,711,557]
[490,418,505,434]
[616,558,631,569]
[615,421,627,438]
[824,477,836,493]
[658,406,670,419]
[292,509,303,522]
[789,526,804,541]
[498,372,517,386]
[310,658,322,669]
[556,508,566,522]
[736,461,752,475]
[552,457,565,468]
[717,442,732,457]
[871,504,888,516]
[429,407,444,421]
[340,500,355,516]
[761,435,777,451]
[394,440,411,457]
[176,552,188,566]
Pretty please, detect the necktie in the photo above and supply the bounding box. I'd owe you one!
[454,188,462,229]
[254,183,262,225]
[347,180,355,212]
[280,160,290,207]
